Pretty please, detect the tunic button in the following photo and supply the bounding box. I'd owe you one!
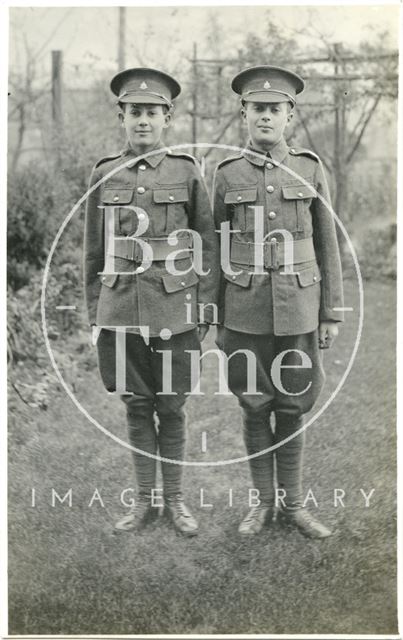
[136,266,145,274]
[268,211,277,219]
[266,185,274,193]
[137,186,145,194]
[113,195,119,202]
[237,195,242,201]
[298,191,304,198]
[169,195,175,201]
[290,148,296,154]
[139,164,146,170]
[232,275,236,280]
[266,162,274,169]
[180,281,186,287]
[313,275,318,282]
[101,275,106,281]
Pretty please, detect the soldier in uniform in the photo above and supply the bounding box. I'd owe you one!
[84,68,219,536]
[213,66,344,538]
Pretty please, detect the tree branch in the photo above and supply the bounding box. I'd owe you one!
[11,382,30,405]
[346,93,382,163]
[296,110,331,172]
[203,112,239,158]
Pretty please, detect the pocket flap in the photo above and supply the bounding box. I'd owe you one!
[282,184,315,200]
[224,270,253,288]
[102,188,134,204]
[162,270,199,293]
[153,187,189,204]
[224,188,258,204]
[297,265,321,287]
[99,273,119,288]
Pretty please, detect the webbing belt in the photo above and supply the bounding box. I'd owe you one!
[111,235,193,262]
[230,237,316,270]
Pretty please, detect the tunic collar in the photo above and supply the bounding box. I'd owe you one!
[242,137,289,166]
[121,144,169,168]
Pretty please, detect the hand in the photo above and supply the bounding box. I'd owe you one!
[215,325,225,349]
[91,325,101,347]
[319,322,339,349]
[198,323,209,342]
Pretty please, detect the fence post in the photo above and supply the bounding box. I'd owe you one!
[51,50,63,127]
[118,7,126,69]
[192,42,198,150]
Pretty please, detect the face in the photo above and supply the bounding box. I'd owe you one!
[119,103,171,151]
[242,101,293,150]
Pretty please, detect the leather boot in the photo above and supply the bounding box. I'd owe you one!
[164,494,198,537]
[114,495,159,532]
[238,503,274,536]
[278,507,332,538]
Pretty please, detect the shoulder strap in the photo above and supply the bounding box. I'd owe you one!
[289,146,320,162]
[94,153,121,169]
[169,151,197,164]
[216,154,243,170]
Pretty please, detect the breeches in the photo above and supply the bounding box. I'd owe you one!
[97,327,200,415]
[219,328,325,417]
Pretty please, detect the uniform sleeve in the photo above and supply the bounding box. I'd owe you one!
[187,164,220,324]
[312,160,344,323]
[212,167,230,325]
[83,166,105,326]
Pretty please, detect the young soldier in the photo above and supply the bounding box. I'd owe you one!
[213,66,344,538]
[84,68,219,536]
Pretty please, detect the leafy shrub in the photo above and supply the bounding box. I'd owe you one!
[8,163,57,290]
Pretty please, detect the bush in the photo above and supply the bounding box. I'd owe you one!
[8,163,57,290]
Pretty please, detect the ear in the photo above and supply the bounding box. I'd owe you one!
[118,111,125,127]
[240,107,247,123]
[286,110,294,125]
[162,112,172,129]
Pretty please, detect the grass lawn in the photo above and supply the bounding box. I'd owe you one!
[8,278,397,635]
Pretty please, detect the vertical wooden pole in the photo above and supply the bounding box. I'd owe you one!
[51,50,63,127]
[118,7,126,70]
[192,43,198,149]
[333,43,347,252]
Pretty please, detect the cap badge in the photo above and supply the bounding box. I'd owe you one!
[264,81,271,89]
[140,81,148,89]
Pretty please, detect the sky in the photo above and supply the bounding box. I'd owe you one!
[9,5,399,86]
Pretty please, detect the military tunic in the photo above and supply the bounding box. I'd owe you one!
[213,137,344,336]
[84,146,219,336]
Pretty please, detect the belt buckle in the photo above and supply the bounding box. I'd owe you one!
[263,242,275,270]
[266,238,280,271]
[124,236,140,262]
[133,240,143,263]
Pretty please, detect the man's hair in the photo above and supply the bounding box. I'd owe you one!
[118,102,170,114]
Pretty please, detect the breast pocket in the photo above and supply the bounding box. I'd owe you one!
[282,183,315,233]
[224,187,258,232]
[153,185,189,235]
[102,186,135,236]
